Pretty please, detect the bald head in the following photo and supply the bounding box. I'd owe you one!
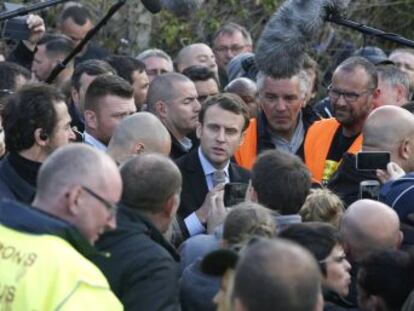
[340,199,402,261]
[33,143,122,242]
[225,77,256,96]
[175,43,218,74]
[363,105,414,171]
[36,144,120,200]
[234,238,322,311]
[146,72,193,113]
[225,77,258,117]
[107,112,171,164]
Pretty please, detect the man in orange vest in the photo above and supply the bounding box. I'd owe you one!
[328,105,414,207]
[234,70,320,169]
[304,56,381,185]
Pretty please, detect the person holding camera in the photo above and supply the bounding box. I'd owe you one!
[328,105,414,207]
[7,14,45,70]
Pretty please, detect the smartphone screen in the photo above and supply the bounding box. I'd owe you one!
[224,183,248,207]
[356,151,390,170]
[359,180,380,200]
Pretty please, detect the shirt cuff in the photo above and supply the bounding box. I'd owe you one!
[184,212,205,236]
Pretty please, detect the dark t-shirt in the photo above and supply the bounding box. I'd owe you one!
[322,127,359,184]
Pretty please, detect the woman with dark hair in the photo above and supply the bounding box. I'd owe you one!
[279,222,353,310]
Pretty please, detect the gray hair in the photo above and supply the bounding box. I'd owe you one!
[137,48,173,71]
[377,65,410,100]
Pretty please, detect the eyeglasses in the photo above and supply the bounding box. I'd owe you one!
[327,85,373,103]
[319,253,347,264]
[215,45,246,54]
[81,186,118,217]
[0,89,13,96]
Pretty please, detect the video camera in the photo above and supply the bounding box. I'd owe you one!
[0,3,31,41]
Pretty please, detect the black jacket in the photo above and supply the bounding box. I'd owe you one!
[324,288,358,310]
[256,106,320,159]
[327,153,378,207]
[94,205,181,311]
[169,131,199,160]
[0,154,37,204]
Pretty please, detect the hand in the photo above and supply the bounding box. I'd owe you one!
[376,162,405,184]
[206,188,227,234]
[195,184,225,225]
[244,180,255,202]
[24,15,46,50]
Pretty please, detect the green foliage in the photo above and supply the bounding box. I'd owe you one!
[151,0,282,56]
[3,0,414,64]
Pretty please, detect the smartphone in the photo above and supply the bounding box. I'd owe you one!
[224,183,249,207]
[356,151,390,171]
[359,180,381,200]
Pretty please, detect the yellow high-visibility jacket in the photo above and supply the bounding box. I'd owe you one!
[0,225,123,311]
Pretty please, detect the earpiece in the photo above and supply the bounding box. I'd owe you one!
[39,131,48,141]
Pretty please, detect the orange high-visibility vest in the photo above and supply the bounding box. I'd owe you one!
[304,118,363,183]
[235,118,257,170]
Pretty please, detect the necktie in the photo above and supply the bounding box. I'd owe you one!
[212,170,226,187]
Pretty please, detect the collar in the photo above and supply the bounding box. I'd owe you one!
[269,111,305,153]
[198,147,230,177]
[0,199,100,258]
[179,136,193,151]
[0,155,36,203]
[9,152,42,187]
[117,205,180,261]
[84,132,107,152]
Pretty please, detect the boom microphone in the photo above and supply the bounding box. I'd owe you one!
[255,0,350,78]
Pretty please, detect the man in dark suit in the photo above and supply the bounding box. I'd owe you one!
[176,93,251,238]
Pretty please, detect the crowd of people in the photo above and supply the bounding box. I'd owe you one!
[1,1,414,310]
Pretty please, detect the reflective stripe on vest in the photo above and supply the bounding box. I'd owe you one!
[304,118,363,183]
[0,225,123,311]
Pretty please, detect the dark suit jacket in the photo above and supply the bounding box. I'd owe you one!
[175,149,250,229]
